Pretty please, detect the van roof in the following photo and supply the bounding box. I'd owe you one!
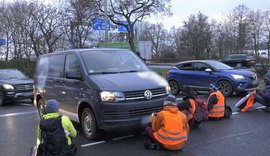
[39,48,130,57]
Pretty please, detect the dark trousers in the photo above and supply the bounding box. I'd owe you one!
[255,94,269,107]
[145,126,163,146]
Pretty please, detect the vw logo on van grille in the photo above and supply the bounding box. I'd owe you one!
[144,90,152,100]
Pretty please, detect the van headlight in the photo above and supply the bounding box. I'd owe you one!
[165,85,171,94]
[231,74,245,80]
[3,84,14,90]
[100,91,125,102]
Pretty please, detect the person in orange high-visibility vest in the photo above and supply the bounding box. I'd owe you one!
[178,87,197,125]
[207,83,225,120]
[144,95,189,151]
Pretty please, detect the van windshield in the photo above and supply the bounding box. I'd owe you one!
[81,50,149,74]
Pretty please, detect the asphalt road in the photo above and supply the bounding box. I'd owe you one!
[1,97,270,156]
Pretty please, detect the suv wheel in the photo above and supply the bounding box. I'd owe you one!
[0,91,6,106]
[169,80,180,95]
[81,107,100,140]
[37,99,46,118]
[218,80,233,97]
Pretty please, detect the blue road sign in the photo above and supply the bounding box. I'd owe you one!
[118,21,129,33]
[92,18,110,30]
[0,38,6,46]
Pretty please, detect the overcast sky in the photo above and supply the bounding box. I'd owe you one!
[148,0,270,29]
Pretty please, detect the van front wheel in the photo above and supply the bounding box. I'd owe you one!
[81,107,99,140]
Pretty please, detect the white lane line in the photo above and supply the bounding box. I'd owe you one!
[81,141,106,147]
[112,135,134,141]
[0,110,37,118]
[14,103,33,107]
[232,112,239,115]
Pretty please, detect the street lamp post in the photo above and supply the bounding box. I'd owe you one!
[104,0,108,47]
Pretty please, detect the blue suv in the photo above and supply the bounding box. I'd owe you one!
[166,60,259,96]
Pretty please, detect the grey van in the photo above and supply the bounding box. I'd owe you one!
[33,48,170,139]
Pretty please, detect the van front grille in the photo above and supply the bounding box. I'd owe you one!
[124,87,166,101]
[103,105,163,119]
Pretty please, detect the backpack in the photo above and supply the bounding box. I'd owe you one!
[193,98,208,123]
[39,116,68,155]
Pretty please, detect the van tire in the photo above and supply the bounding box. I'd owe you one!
[37,99,46,118]
[81,107,100,140]
[0,91,5,106]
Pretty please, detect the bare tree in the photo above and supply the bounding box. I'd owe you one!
[248,9,264,56]
[170,26,183,55]
[263,11,270,61]
[180,12,212,59]
[64,0,99,48]
[97,0,172,52]
[227,4,250,53]
[30,4,64,53]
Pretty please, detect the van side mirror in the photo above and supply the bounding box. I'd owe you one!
[66,71,81,79]
[205,68,212,72]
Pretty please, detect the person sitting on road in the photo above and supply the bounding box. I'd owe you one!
[256,72,270,111]
[178,88,197,124]
[37,99,77,156]
[207,83,225,120]
[144,95,189,151]
[238,73,270,112]
[178,87,208,128]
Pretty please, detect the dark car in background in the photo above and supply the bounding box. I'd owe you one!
[221,54,256,68]
[0,69,33,106]
[166,60,259,97]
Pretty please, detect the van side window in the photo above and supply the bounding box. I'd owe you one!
[48,54,64,78]
[65,54,80,76]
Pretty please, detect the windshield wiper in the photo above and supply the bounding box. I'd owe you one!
[89,71,119,75]
[118,70,140,73]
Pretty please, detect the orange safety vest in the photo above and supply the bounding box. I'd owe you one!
[208,91,225,118]
[153,111,188,146]
[241,90,256,112]
[183,99,196,121]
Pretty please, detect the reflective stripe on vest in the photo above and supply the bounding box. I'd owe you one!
[208,91,225,118]
[154,111,188,146]
[161,127,181,135]
[157,132,188,141]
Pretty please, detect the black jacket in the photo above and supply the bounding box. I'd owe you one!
[257,84,270,103]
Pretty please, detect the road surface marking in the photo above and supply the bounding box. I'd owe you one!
[0,110,37,118]
[232,112,239,115]
[112,135,134,141]
[81,141,106,147]
[14,103,33,107]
